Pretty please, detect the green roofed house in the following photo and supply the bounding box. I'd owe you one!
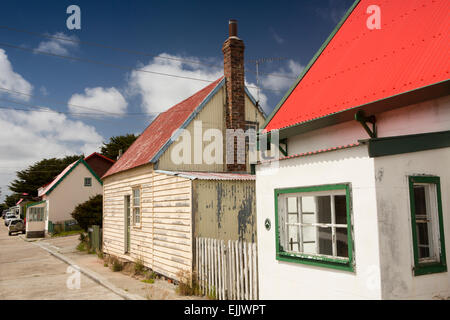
[33,153,114,236]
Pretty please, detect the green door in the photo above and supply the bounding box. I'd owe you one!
[125,195,131,253]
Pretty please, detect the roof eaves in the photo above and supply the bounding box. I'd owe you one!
[258,142,362,164]
[44,159,83,196]
[272,79,450,140]
[149,77,226,163]
[262,0,361,130]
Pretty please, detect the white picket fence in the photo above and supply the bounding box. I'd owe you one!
[195,237,258,300]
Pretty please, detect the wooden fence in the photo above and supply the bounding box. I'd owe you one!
[195,237,258,300]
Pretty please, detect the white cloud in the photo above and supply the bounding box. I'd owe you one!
[260,60,304,92]
[68,87,128,117]
[34,32,79,55]
[0,109,104,201]
[128,53,223,113]
[0,49,33,101]
[128,53,269,115]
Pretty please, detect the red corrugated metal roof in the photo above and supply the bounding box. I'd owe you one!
[84,152,115,164]
[265,0,450,132]
[103,77,224,178]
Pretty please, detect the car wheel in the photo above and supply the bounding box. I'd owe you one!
[22,230,26,234]
[8,232,12,236]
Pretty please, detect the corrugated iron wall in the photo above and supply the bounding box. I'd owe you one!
[192,180,257,243]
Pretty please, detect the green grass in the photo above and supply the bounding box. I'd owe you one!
[76,242,87,252]
[52,230,83,238]
[141,279,154,284]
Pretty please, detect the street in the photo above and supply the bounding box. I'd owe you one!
[0,224,122,300]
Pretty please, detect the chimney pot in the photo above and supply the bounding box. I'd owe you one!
[229,19,238,37]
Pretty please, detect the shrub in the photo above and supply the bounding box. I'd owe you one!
[111,258,123,272]
[76,242,87,252]
[141,279,154,284]
[71,195,103,231]
[134,257,145,275]
[175,270,200,296]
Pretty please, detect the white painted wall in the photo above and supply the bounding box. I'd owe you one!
[47,163,102,223]
[288,95,450,156]
[256,146,383,299]
[374,147,450,299]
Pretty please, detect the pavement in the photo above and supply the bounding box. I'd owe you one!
[0,222,202,300]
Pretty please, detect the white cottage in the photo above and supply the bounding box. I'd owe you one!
[256,0,450,299]
[36,156,106,234]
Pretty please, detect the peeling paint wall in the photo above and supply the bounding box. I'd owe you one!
[193,180,257,242]
[374,147,450,299]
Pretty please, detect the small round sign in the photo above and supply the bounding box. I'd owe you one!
[264,218,271,231]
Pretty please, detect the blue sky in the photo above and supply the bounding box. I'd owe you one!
[0,0,354,200]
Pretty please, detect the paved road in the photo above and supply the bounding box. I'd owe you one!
[0,223,123,300]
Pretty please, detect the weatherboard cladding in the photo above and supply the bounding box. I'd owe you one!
[265,0,450,132]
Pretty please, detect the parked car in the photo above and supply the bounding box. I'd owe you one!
[1,210,9,219]
[8,219,25,235]
[4,213,17,226]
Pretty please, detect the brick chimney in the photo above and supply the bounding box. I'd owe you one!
[223,19,246,172]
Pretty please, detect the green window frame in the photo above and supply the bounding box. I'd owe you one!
[84,177,92,187]
[274,183,354,272]
[409,176,447,276]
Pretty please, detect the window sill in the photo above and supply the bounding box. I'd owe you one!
[414,263,447,276]
[277,252,354,272]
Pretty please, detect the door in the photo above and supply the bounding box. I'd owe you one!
[125,195,131,253]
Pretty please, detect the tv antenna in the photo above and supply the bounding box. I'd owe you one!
[246,57,288,102]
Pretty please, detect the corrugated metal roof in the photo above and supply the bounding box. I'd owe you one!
[102,77,224,178]
[265,0,450,132]
[155,170,256,181]
[259,143,361,164]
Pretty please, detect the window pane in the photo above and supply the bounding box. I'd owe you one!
[416,222,430,259]
[302,225,316,254]
[318,227,332,255]
[301,196,315,214]
[287,225,299,252]
[413,184,433,260]
[317,196,331,224]
[334,195,347,224]
[302,213,315,224]
[133,189,140,206]
[336,227,349,258]
[413,186,427,215]
[134,208,140,223]
[287,197,297,213]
